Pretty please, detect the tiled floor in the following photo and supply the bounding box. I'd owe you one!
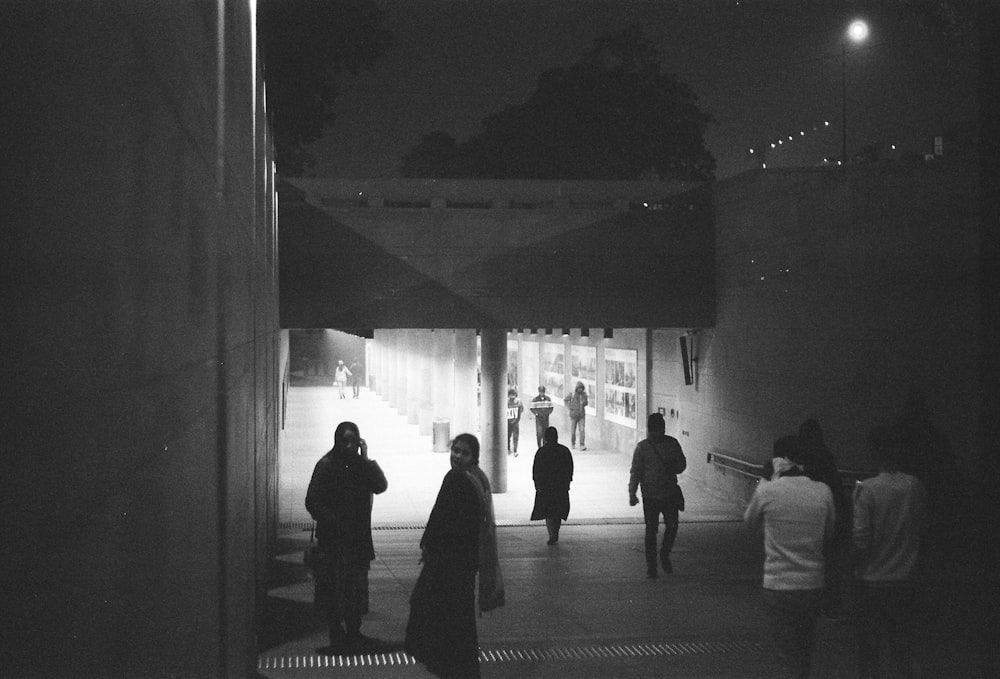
[265,385,987,678]
[279,385,744,528]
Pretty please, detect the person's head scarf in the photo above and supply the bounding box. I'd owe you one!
[332,421,361,461]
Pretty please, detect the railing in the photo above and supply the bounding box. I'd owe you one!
[705,451,765,479]
[707,449,875,491]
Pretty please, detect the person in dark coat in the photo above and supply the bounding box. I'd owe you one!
[530,426,574,545]
[799,419,850,618]
[305,421,388,655]
[405,433,504,679]
[629,412,687,577]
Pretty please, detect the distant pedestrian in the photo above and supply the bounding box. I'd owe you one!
[896,387,958,569]
[852,425,928,679]
[334,360,351,399]
[348,358,363,398]
[564,381,588,450]
[405,434,504,679]
[305,421,387,655]
[799,419,850,619]
[529,385,554,449]
[629,412,687,577]
[531,427,574,545]
[506,388,524,456]
[744,435,835,679]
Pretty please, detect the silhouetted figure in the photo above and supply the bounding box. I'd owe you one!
[405,434,504,679]
[530,385,554,448]
[799,419,850,618]
[564,381,588,450]
[852,425,928,679]
[896,388,959,568]
[530,427,574,545]
[348,358,363,398]
[629,412,687,577]
[745,435,835,679]
[305,422,387,655]
[506,388,524,456]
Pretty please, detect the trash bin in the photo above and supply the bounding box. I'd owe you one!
[432,419,450,453]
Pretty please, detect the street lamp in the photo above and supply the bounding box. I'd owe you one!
[841,19,869,163]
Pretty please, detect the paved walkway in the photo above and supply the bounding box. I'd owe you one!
[262,384,987,678]
[278,383,742,529]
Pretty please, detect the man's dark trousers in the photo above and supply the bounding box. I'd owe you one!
[643,496,679,573]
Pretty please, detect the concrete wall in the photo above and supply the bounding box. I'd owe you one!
[651,164,981,504]
[0,2,279,677]
[279,179,715,329]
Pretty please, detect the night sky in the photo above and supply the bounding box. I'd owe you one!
[306,0,978,180]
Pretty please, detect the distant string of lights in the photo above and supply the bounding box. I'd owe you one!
[747,120,832,169]
[747,120,898,169]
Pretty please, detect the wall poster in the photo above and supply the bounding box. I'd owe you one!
[570,345,597,416]
[507,339,519,390]
[604,347,638,427]
[520,341,539,400]
[541,342,565,401]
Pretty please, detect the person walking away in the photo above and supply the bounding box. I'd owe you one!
[334,360,351,399]
[348,358,363,398]
[405,434,504,679]
[629,412,687,577]
[799,418,850,619]
[506,388,524,456]
[744,435,835,679]
[530,426,574,545]
[529,385,554,449]
[852,425,928,679]
[564,381,588,450]
[305,421,388,655]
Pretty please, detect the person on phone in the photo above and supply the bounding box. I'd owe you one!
[306,421,388,655]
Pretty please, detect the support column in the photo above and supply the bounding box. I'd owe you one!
[480,328,508,493]
[452,329,478,438]
[368,335,378,395]
[417,329,434,435]
[405,330,420,425]
[432,329,455,422]
[376,331,384,400]
[394,329,407,414]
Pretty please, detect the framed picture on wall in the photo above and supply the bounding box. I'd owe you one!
[507,339,519,390]
[521,341,539,398]
[542,342,565,401]
[571,345,597,416]
[604,347,637,427]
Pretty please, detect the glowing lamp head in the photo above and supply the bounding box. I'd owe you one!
[847,20,869,43]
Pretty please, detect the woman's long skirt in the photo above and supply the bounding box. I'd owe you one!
[404,562,480,678]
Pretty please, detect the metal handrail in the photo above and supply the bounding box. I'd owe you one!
[707,449,876,488]
[706,451,765,479]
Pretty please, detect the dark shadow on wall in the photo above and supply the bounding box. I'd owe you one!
[258,530,325,651]
[278,180,714,329]
[279,181,503,329]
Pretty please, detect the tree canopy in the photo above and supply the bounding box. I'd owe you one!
[259,0,391,176]
[401,26,716,181]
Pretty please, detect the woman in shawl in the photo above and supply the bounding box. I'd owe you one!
[405,433,504,679]
[530,426,574,545]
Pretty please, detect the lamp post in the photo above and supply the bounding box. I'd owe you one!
[841,19,869,163]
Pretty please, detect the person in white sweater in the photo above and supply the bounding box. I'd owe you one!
[745,435,836,679]
[852,425,928,679]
